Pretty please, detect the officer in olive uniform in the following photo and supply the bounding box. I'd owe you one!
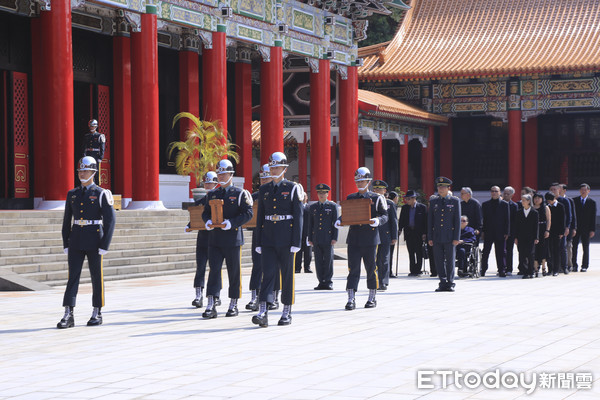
[335,167,388,310]
[188,171,219,309]
[201,160,253,318]
[253,152,303,328]
[82,120,105,185]
[371,180,398,290]
[308,183,338,290]
[427,177,461,292]
[57,156,116,329]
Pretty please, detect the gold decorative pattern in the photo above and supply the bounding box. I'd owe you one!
[239,0,266,20]
[549,79,594,93]
[292,9,315,33]
[455,103,485,112]
[550,99,594,108]
[455,84,485,97]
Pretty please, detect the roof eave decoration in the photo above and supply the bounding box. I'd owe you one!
[358,90,448,126]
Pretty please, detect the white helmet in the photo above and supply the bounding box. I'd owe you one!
[216,159,235,174]
[259,164,271,179]
[77,156,98,172]
[268,152,288,167]
[204,171,218,184]
[354,167,372,182]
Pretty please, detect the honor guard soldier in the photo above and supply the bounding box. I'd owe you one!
[371,180,398,290]
[335,167,388,310]
[57,156,116,329]
[246,164,281,311]
[82,120,105,185]
[427,177,461,292]
[202,160,253,318]
[308,183,338,290]
[253,152,304,327]
[189,171,219,308]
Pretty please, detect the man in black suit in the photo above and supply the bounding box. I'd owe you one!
[560,184,577,272]
[372,180,398,289]
[502,186,518,275]
[514,194,539,279]
[388,191,400,278]
[550,183,572,274]
[460,187,482,237]
[398,190,428,276]
[546,191,566,276]
[481,186,510,277]
[573,183,596,272]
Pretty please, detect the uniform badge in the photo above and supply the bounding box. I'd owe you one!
[282,192,289,196]
[89,196,97,200]
[229,196,236,200]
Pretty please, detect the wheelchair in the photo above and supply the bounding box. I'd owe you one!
[456,242,481,278]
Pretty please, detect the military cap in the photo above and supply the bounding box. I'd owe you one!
[404,190,417,198]
[436,176,452,186]
[371,180,388,189]
[316,183,331,192]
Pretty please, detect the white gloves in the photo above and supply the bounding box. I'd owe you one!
[63,248,68,255]
[255,247,262,254]
[205,220,214,231]
[334,220,341,229]
[98,249,108,255]
[222,219,232,230]
[291,246,301,253]
[369,218,380,227]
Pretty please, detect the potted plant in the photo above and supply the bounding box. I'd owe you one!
[168,112,239,201]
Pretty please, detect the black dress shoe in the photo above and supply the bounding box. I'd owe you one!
[325,284,333,290]
[572,268,578,272]
[479,270,486,277]
[278,314,292,326]
[345,299,356,310]
[57,314,74,329]
[435,287,444,292]
[446,287,455,292]
[225,307,238,317]
[215,297,222,306]
[314,284,325,290]
[430,274,438,277]
[522,275,531,279]
[499,272,507,277]
[87,314,103,326]
[563,269,570,275]
[252,314,268,327]
[245,299,258,311]
[295,269,301,273]
[581,267,588,272]
[304,269,313,273]
[377,286,387,291]
[364,300,377,308]
[552,272,559,276]
[192,298,203,308]
[202,308,217,319]
[268,300,279,310]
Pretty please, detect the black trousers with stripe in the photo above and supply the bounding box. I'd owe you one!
[259,246,295,305]
[346,245,378,291]
[63,249,104,308]
[206,245,242,299]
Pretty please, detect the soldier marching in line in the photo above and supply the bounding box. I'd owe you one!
[57,156,116,329]
[82,119,105,185]
[201,160,253,318]
[308,183,338,290]
[371,180,398,291]
[253,152,304,327]
[335,167,388,310]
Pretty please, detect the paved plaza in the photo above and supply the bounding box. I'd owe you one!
[1,244,600,400]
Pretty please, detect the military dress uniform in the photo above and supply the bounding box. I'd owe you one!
[61,181,116,324]
[308,184,338,290]
[427,177,461,292]
[82,129,105,185]
[371,180,398,290]
[190,195,210,308]
[202,184,253,317]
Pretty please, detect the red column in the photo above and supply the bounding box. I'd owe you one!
[508,109,523,197]
[113,35,132,201]
[373,133,383,180]
[440,119,453,178]
[235,60,252,191]
[421,128,435,196]
[260,41,283,164]
[37,1,74,204]
[331,135,337,202]
[309,59,331,200]
[399,135,408,193]
[298,133,307,193]
[339,66,359,199]
[523,117,538,189]
[179,47,200,194]
[203,25,227,148]
[130,6,160,205]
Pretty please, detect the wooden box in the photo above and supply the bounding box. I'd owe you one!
[187,205,206,231]
[340,198,372,226]
[113,194,122,211]
[242,203,258,228]
[209,199,226,228]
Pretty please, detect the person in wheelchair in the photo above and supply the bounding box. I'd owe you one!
[457,215,476,277]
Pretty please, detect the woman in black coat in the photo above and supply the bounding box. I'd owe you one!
[514,194,539,279]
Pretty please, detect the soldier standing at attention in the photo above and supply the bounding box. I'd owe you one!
[335,167,388,310]
[201,160,253,318]
[308,183,338,290]
[427,177,461,292]
[189,171,219,309]
[371,180,398,290]
[57,156,116,329]
[82,119,105,185]
[253,152,304,327]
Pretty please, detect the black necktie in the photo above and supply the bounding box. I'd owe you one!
[82,186,86,195]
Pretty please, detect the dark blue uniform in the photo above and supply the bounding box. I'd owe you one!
[377,198,398,287]
[295,203,313,272]
[345,191,388,291]
[61,184,115,308]
[427,194,461,290]
[308,200,338,288]
[191,195,210,289]
[82,132,105,163]
[202,186,253,299]
[256,180,303,305]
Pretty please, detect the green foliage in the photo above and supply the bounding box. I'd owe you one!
[361,9,405,47]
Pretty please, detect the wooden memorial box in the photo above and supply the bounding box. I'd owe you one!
[208,199,226,228]
[340,198,372,226]
[186,205,206,231]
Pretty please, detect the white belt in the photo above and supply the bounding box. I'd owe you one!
[265,215,293,221]
[73,220,103,226]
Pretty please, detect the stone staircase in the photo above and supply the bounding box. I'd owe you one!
[0,210,253,287]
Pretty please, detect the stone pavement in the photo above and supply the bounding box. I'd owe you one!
[1,243,600,400]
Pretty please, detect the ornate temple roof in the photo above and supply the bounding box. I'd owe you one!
[359,0,600,81]
[358,89,448,125]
